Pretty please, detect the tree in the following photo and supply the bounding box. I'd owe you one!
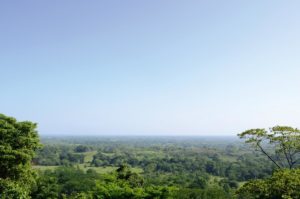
[238,126,300,169]
[0,113,41,198]
[0,179,29,199]
[30,172,59,199]
[236,168,300,199]
[116,164,132,180]
[74,145,90,153]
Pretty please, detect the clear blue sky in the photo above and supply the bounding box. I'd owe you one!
[1,1,300,135]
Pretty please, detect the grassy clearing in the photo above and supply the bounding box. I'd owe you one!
[208,175,223,186]
[220,156,237,162]
[83,151,97,163]
[33,150,144,174]
[33,165,143,174]
[238,181,246,187]
[73,151,97,163]
[33,165,59,171]
[82,166,119,174]
[79,164,143,174]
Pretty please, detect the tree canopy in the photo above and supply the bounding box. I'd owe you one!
[237,168,300,199]
[238,126,300,169]
[237,125,300,199]
[0,113,41,198]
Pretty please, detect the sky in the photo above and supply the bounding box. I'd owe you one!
[1,1,300,136]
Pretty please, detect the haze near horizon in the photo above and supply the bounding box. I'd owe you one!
[1,1,300,135]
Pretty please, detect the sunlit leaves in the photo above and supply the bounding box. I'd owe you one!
[238,126,300,169]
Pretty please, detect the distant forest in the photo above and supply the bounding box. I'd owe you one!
[1,113,300,198]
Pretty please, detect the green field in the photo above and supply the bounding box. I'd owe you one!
[74,150,98,163]
[33,165,59,171]
[33,165,143,174]
[33,150,143,174]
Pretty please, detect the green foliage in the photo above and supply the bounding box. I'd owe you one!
[33,145,85,166]
[74,145,91,153]
[31,135,280,198]
[238,126,300,198]
[89,142,272,182]
[6,114,297,199]
[33,166,181,199]
[173,186,232,199]
[238,126,300,169]
[0,179,29,199]
[31,170,60,199]
[0,113,41,198]
[237,168,300,199]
